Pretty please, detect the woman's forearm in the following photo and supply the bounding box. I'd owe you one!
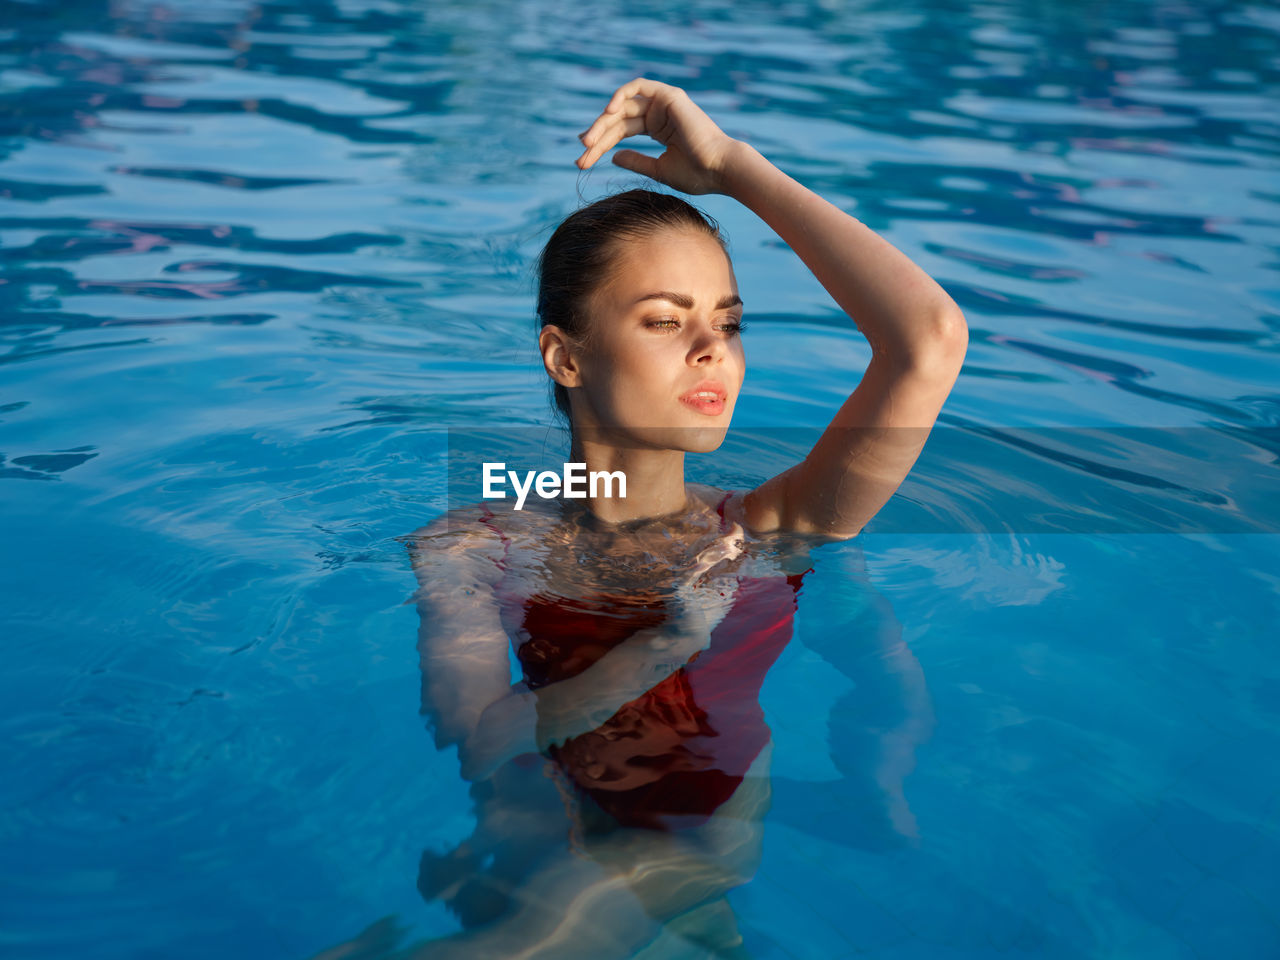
[532,622,707,744]
[465,619,707,772]
[719,140,966,366]
[529,575,736,745]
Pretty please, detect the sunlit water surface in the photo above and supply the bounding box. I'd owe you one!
[3,0,1278,957]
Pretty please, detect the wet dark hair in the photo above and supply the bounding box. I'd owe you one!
[534,189,728,426]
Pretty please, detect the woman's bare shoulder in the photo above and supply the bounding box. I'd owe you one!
[687,483,762,536]
[401,501,553,569]
[685,481,733,512]
[405,503,493,543]
[399,503,510,586]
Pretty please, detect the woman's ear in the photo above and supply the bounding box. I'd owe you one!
[539,325,583,389]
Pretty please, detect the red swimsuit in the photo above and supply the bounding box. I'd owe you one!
[488,494,808,831]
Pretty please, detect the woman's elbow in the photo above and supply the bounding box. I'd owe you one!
[935,307,968,356]
[898,310,967,375]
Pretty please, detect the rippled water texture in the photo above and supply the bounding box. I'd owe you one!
[3,0,1278,958]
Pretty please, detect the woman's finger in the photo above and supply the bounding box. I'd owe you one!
[604,77,672,115]
[579,95,649,145]
[611,149,660,179]
[576,116,646,169]
[579,103,646,153]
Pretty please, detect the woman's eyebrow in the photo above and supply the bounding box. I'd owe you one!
[632,291,744,310]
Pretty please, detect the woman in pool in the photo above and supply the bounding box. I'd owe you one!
[374,78,960,959]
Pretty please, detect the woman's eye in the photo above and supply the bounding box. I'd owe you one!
[645,317,746,334]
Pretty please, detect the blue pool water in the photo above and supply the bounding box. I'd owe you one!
[3,0,1279,957]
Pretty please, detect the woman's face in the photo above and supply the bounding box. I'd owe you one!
[568,226,746,452]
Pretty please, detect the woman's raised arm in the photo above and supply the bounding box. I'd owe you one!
[577,78,968,538]
[717,138,967,538]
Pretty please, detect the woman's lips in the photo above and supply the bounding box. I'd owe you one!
[679,380,728,416]
[680,394,726,415]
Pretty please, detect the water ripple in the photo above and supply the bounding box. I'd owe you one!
[0,0,1271,432]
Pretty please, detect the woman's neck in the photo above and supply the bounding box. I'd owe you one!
[569,432,689,524]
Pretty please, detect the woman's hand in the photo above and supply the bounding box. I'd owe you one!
[575,77,740,195]
[661,519,744,642]
[459,685,539,782]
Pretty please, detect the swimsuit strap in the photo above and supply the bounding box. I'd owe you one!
[478,501,512,570]
[714,491,733,533]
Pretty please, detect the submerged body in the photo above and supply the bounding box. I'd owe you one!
[493,489,809,832]
[399,485,819,958]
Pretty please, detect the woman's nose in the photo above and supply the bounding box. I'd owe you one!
[687,325,727,364]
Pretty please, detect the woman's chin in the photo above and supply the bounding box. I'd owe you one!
[673,423,731,453]
[577,420,731,453]
[686,430,727,455]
